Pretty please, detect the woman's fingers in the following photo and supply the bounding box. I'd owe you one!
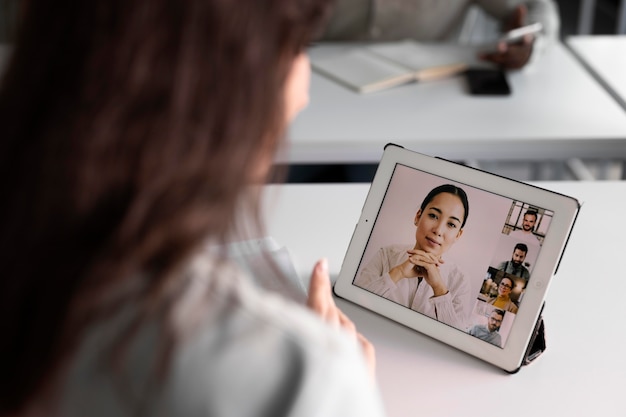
[306,258,330,311]
[307,258,340,328]
[357,332,376,381]
[338,308,357,337]
[406,250,442,266]
[307,258,377,380]
[307,258,356,335]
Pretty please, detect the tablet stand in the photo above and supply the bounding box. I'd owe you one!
[515,302,547,372]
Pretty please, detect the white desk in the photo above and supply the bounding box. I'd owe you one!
[264,181,626,417]
[283,42,626,165]
[567,35,626,111]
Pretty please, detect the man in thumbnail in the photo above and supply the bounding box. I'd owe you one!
[510,209,541,244]
[497,243,530,280]
[469,309,504,347]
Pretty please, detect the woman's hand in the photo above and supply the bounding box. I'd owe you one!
[479,5,533,70]
[307,258,376,380]
[389,249,448,297]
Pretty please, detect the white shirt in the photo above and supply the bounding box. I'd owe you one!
[355,244,471,330]
[58,253,387,417]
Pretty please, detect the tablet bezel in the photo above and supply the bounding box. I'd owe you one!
[334,144,580,372]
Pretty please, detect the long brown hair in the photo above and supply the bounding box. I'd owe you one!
[0,0,332,414]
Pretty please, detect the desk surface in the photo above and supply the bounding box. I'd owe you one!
[283,42,626,164]
[264,181,626,417]
[567,35,626,110]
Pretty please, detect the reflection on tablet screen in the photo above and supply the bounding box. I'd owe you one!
[352,164,554,349]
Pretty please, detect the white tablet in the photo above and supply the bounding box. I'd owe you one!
[334,144,580,373]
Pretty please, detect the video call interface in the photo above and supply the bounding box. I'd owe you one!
[353,164,554,349]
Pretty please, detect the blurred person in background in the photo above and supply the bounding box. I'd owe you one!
[321,0,560,69]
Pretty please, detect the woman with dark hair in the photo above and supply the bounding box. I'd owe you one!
[356,184,471,329]
[0,1,385,416]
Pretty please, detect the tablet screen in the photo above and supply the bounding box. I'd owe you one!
[352,163,554,349]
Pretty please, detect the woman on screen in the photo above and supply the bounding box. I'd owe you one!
[355,184,471,329]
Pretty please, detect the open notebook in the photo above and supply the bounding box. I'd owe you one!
[311,41,488,94]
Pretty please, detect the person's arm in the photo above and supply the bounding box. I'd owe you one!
[523,0,560,64]
[427,264,471,329]
[354,247,388,289]
[355,247,414,307]
[477,0,560,69]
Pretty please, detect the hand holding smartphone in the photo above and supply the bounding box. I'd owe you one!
[478,22,542,69]
[499,22,543,44]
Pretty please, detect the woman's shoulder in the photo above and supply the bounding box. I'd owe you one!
[170,253,386,416]
[60,252,385,417]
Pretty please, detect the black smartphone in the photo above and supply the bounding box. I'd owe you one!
[465,68,511,96]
